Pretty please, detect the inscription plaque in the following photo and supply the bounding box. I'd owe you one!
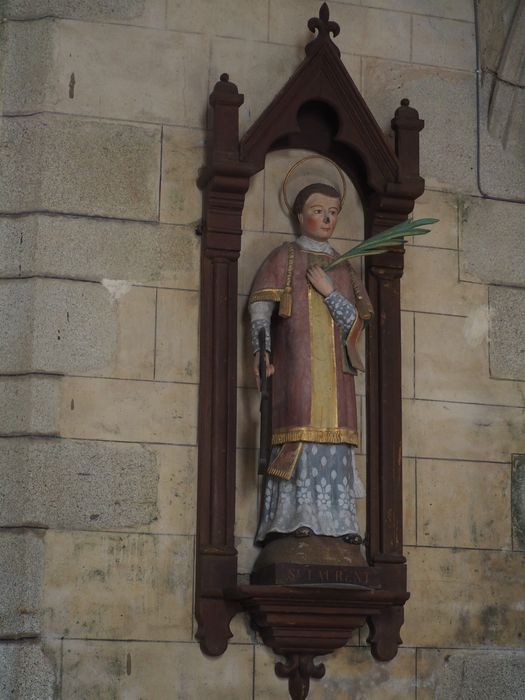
[252,563,381,588]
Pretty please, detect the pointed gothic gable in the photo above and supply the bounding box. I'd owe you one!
[240,3,400,193]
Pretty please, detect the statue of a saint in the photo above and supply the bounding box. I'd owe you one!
[249,172,373,547]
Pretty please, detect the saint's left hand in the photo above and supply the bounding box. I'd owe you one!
[307,265,335,297]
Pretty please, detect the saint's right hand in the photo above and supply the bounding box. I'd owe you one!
[253,351,275,390]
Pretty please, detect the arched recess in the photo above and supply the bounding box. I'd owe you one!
[195,4,425,697]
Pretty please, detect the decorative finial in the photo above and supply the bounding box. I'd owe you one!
[211,72,241,99]
[306,3,340,56]
[392,97,423,127]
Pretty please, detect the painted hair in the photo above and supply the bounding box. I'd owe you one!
[292,183,341,218]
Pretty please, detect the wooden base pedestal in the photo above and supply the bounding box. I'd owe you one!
[225,583,409,700]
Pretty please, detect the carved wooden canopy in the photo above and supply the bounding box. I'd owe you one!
[195,4,425,698]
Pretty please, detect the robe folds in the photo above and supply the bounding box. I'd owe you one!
[249,241,372,453]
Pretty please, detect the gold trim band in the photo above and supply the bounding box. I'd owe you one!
[272,426,358,446]
[249,288,283,304]
[278,243,295,318]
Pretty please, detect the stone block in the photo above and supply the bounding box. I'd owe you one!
[415,312,524,406]
[229,612,257,645]
[0,216,28,278]
[210,37,304,135]
[1,0,166,26]
[255,644,416,699]
[0,437,159,530]
[479,73,525,201]
[0,115,161,220]
[361,0,474,22]
[404,546,525,647]
[0,215,201,289]
[155,288,199,382]
[242,168,264,233]
[236,386,260,449]
[0,279,33,371]
[58,376,198,444]
[262,148,364,240]
[61,639,253,699]
[160,126,206,226]
[341,53,362,91]
[43,531,194,641]
[403,457,416,546]
[401,311,414,399]
[12,20,209,127]
[512,453,525,550]
[109,283,156,379]
[460,197,524,287]
[0,278,156,379]
[149,444,197,535]
[403,398,525,462]
[418,648,525,700]
[0,18,56,115]
[417,458,511,549]
[489,286,525,380]
[269,0,411,62]
[0,530,44,637]
[0,640,58,700]
[402,246,487,316]
[236,535,259,575]
[363,59,477,194]
[167,0,268,40]
[0,375,61,436]
[2,442,194,536]
[412,16,476,71]
[236,447,259,539]
[413,189,458,250]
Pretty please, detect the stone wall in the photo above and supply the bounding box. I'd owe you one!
[0,0,524,698]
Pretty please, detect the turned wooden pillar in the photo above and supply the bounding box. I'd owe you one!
[195,75,252,655]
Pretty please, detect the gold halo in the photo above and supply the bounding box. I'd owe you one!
[281,155,347,215]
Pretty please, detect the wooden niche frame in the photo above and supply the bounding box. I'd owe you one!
[195,4,425,698]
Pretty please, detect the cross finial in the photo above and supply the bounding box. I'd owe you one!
[306,3,340,55]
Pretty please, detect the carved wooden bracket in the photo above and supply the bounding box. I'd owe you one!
[226,584,409,698]
[196,3,425,697]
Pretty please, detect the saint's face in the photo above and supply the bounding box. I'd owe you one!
[298,193,340,242]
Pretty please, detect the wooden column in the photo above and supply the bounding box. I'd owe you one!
[364,99,424,660]
[365,240,405,564]
[195,75,251,656]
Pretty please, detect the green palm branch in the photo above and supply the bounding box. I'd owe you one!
[324,218,439,271]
